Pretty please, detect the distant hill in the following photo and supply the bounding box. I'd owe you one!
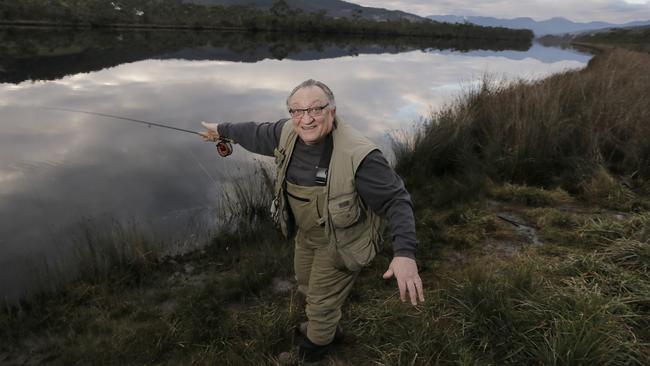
[575,23,650,36]
[427,15,650,35]
[0,0,534,43]
[573,24,650,52]
[186,0,427,22]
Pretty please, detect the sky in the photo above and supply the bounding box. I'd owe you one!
[353,0,650,23]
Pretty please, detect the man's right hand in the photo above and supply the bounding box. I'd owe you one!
[200,121,220,141]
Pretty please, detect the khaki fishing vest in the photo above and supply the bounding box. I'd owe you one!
[271,117,383,271]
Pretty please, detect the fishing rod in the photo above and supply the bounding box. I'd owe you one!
[42,106,233,157]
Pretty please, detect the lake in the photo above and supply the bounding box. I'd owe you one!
[0,28,591,302]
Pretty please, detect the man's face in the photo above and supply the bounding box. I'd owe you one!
[288,86,335,145]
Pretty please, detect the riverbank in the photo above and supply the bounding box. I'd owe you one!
[2,49,649,365]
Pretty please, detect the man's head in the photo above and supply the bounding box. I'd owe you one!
[286,79,336,145]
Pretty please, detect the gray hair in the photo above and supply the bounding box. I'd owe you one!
[286,79,336,108]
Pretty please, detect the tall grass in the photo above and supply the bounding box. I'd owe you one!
[67,216,160,286]
[340,253,648,365]
[0,162,291,364]
[8,161,277,305]
[216,160,274,227]
[394,49,650,206]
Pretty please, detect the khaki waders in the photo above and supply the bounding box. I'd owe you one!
[286,180,358,346]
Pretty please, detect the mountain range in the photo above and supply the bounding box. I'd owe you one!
[184,0,426,22]
[426,15,650,36]
[180,1,650,36]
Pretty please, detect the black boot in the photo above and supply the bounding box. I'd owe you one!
[277,335,332,365]
[298,335,331,363]
[298,321,344,344]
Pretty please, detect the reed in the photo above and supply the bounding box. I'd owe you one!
[395,49,650,208]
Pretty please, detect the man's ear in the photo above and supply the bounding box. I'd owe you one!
[331,107,336,117]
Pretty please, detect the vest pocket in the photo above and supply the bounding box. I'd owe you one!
[329,191,361,229]
[331,223,376,272]
[287,191,310,202]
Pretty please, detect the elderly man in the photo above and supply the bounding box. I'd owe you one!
[201,79,423,363]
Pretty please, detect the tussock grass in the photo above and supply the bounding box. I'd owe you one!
[341,254,647,365]
[578,213,650,247]
[449,260,645,365]
[68,216,161,286]
[601,239,650,275]
[0,216,293,365]
[416,205,503,255]
[0,165,289,363]
[525,207,580,229]
[395,49,650,207]
[3,201,650,364]
[520,207,582,247]
[490,183,573,206]
[216,161,274,225]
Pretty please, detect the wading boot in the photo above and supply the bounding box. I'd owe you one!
[277,335,331,365]
[298,322,344,344]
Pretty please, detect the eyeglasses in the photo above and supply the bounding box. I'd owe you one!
[288,103,329,119]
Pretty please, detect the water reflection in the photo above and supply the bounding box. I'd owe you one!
[0,29,590,301]
[0,28,536,84]
[439,41,592,64]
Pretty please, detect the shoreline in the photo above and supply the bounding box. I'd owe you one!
[0,20,532,41]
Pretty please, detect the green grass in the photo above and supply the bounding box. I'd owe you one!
[489,183,573,206]
[2,191,649,365]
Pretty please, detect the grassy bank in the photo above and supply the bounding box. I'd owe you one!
[394,48,650,208]
[2,49,649,365]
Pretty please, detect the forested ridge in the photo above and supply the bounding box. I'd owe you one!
[0,0,533,40]
[575,26,650,52]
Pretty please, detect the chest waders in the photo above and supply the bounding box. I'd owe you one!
[273,117,382,346]
[286,180,360,346]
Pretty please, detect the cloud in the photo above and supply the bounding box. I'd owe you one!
[353,0,650,23]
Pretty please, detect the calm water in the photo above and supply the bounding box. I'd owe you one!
[0,29,591,301]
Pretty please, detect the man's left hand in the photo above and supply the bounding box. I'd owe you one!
[382,257,425,306]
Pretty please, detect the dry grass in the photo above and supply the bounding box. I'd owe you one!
[395,49,650,208]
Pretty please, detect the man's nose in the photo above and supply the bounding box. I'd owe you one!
[299,112,315,122]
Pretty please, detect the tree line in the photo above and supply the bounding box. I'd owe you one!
[575,27,650,52]
[0,0,533,41]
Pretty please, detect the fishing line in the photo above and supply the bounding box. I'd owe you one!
[43,106,231,185]
[185,145,219,186]
[43,106,233,157]
[42,106,202,136]
[144,124,220,186]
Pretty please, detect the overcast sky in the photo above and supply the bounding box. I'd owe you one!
[353,0,650,23]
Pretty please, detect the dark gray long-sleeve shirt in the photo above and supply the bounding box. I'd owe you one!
[218,119,417,258]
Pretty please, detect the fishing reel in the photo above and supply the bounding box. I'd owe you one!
[216,138,233,157]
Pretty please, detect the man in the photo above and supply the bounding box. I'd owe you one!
[200,79,423,363]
